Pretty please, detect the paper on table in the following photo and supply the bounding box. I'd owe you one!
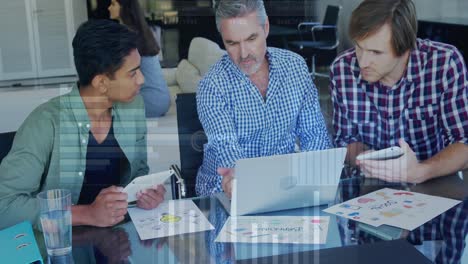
[128,200,214,240]
[215,216,330,244]
[324,188,461,231]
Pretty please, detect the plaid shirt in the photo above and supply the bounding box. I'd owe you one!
[196,48,331,196]
[331,39,468,160]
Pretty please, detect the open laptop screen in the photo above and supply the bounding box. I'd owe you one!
[231,147,347,216]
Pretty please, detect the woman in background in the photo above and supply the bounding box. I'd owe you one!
[109,0,171,117]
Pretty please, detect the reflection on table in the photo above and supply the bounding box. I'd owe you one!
[65,168,467,263]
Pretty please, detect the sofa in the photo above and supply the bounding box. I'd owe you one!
[162,37,226,102]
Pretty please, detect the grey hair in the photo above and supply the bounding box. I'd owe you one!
[215,0,267,32]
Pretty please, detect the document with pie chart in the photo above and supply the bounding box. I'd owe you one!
[128,200,214,240]
[324,188,460,230]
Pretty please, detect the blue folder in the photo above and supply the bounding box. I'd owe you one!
[0,221,43,264]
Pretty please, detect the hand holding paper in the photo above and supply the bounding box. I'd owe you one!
[88,186,128,227]
[136,185,166,210]
[123,170,173,202]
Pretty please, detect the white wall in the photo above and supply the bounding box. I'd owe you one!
[0,86,70,133]
[312,0,468,52]
[413,0,468,19]
[72,0,88,31]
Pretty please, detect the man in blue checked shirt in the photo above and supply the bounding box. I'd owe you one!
[196,0,331,198]
[330,0,468,184]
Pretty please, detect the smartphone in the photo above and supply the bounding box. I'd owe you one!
[356,146,404,161]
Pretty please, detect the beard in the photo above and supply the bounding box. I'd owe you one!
[238,55,262,76]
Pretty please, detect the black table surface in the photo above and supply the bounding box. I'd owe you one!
[41,169,468,263]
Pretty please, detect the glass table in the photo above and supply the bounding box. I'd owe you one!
[44,169,468,263]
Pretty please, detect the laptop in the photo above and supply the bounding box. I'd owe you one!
[230,147,347,216]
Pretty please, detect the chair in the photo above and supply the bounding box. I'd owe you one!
[0,131,16,164]
[288,5,342,79]
[170,93,207,199]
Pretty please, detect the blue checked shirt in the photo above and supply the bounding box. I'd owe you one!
[196,47,331,196]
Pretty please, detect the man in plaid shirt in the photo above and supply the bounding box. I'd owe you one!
[196,0,331,197]
[331,0,468,183]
